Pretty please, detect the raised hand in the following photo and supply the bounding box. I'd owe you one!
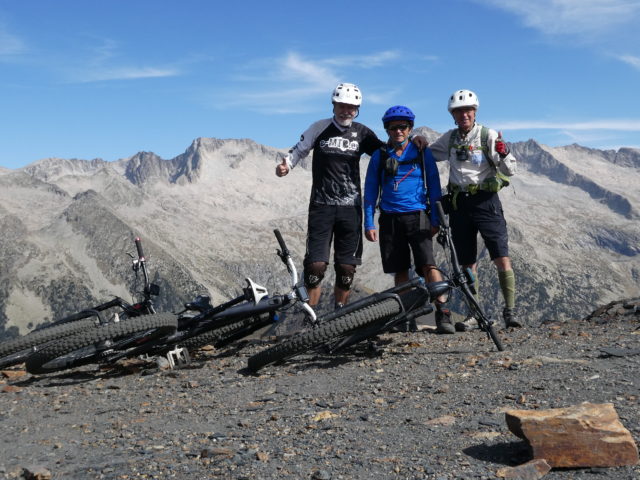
[495,131,509,157]
[410,134,429,151]
[276,156,289,177]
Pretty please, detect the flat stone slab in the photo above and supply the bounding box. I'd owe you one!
[505,402,639,468]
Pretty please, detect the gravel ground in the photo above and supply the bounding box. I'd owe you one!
[1,300,639,480]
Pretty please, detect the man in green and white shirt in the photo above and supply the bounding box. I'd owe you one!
[429,89,521,330]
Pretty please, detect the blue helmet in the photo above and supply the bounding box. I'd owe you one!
[382,105,415,127]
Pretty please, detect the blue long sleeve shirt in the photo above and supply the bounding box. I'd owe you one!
[363,142,442,231]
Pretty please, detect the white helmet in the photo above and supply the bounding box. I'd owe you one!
[448,89,479,113]
[331,83,362,106]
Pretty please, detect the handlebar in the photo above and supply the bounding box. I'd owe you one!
[274,229,289,258]
[131,236,158,303]
[179,229,316,324]
[273,229,316,322]
[135,237,145,260]
[436,201,449,229]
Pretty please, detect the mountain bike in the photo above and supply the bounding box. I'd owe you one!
[25,229,315,374]
[247,201,504,372]
[0,237,171,370]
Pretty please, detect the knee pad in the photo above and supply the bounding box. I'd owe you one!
[304,262,327,288]
[335,263,356,290]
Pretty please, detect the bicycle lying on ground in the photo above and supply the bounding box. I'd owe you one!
[0,237,175,370]
[247,201,504,372]
[25,229,315,374]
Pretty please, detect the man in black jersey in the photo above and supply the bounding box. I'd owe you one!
[276,83,384,309]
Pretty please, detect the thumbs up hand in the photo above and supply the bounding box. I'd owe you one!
[276,155,290,177]
[495,131,509,157]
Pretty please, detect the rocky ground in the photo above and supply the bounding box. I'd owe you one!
[0,299,639,480]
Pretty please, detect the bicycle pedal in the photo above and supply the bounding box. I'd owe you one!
[166,347,191,369]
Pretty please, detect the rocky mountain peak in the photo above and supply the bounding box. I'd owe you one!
[124,151,173,186]
[121,137,282,186]
[0,132,638,341]
[613,147,640,168]
[510,140,636,220]
[21,157,109,183]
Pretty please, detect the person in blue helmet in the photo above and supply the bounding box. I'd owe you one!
[276,84,428,312]
[363,105,454,334]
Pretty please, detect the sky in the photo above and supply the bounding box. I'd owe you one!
[1,0,639,169]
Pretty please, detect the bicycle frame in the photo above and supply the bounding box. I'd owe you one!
[108,229,316,359]
[181,229,314,330]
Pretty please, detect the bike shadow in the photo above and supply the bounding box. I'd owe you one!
[238,354,355,377]
[10,361,160,388]
[241,339,416,376]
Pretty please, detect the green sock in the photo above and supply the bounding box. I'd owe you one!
[498,270,515,309]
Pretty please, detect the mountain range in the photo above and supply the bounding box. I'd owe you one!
[0,129,638,339]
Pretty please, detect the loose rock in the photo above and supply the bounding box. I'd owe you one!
[505,402,639,468]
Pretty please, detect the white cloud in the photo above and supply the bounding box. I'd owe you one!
[281,52,339,90]
[66,39,181,82]
[482,0,640,36]
[215,50,404,113]
[616,54,640,70]
[0,26,26,55]
[498,119,640,131]
[324,50,402,69]
[77,66,180,83]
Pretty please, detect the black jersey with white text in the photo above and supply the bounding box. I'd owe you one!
[286,118,383,206]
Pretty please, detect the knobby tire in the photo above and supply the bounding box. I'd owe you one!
[180,314,272,352]
[248,297,402,372]
[0,318,99,369]
[25,313,177,374]
[115,313,273,360]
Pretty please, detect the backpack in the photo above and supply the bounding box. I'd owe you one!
[374,145,431,201]
[376,145,419,181]
[374,146,431,229]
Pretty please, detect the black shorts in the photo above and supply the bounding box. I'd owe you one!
[304,203,363,266]
[378,211,436,275]
[449,191,509,265]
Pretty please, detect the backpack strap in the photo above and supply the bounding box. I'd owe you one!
[448,126,501,171]
[448,129,458,154]
[480,126,498,171]
[376,146,389,185]
[447,127,510,201]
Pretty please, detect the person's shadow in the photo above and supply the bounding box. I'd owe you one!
[463,440,531,466]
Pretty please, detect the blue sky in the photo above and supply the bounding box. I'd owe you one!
[1,0,639,169]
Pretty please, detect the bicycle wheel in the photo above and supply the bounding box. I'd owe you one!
[0,318,99,369]
[248,297,402,372]
[180,313,272,352]
[25,313,177,374]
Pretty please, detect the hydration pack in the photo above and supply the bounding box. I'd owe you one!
[448,126,510,193]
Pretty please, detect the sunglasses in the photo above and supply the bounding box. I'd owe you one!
[386,124,411,131]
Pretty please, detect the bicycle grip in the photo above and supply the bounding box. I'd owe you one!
[436,201,449,229]
[134,237,145,259]
[273,229,289,255]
